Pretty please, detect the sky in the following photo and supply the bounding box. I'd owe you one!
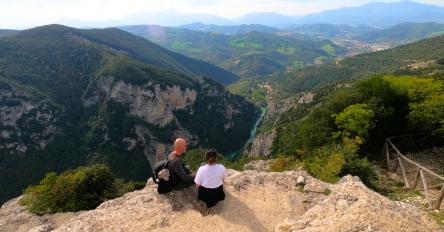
[1,0,444,29]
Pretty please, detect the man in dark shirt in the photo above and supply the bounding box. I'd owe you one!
[167,138,195,189]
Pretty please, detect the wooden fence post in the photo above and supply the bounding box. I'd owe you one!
[420,169,432,208]
[433,184,444,210]
[385,141,390,171]
[412,169,421,190]
[398,156,410,189]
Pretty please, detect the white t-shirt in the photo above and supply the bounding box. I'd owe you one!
[194,164,227,189]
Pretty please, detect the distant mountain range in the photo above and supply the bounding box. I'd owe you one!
[285,24,377,38]
[0,29,18,38]
[296,0,444,28]
[357,22,444,44]
[235,12,297,27]
[178,23,283,35]
[121,25,347,77]
[56,1,444,29]
[59,9,234,28]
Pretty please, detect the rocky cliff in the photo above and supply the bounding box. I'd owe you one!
[1,169,441,232]
[245,88,315,158]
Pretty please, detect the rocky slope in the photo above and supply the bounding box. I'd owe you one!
[1,169,441,232]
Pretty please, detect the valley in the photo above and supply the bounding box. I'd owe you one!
[2,1,444,231]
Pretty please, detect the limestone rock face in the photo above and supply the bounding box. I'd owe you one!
[243,160,272,171]
[0,85,62,153]
[275,175,443,232]
[1,171,442,232]
[297,92,315,104]
[82,76,256,163]
[90,76,199,162]
[97,77,197,127]
[246,130,276,157]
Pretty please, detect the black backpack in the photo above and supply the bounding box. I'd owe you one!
[152,159,173,194]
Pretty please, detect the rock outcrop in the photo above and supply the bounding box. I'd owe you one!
[1,170,442,232]
[276,175,441,232]
[246,130,276,157]
[0,84,62,153]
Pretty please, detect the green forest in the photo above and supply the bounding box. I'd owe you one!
[272,75,444,185]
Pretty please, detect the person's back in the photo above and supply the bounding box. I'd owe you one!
[194,150,227,208]
[194,164,226,188]
[155,138,194,193]
[167,151,195,189]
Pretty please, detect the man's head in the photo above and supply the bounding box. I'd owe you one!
[173,138,187,156]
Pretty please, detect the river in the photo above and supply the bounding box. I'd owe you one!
[227,106,267,160]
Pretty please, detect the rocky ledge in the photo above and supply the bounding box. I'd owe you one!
[1,170,442,232]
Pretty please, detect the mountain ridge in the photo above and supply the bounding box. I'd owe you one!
[297,0,444,27]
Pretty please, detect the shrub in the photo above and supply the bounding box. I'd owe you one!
[303,141,376,185]
[181,148,207,170]
[268,155,301,172]
[436,58,444,65]
[304,144,346,183]
[19,164,143,214]
[409,93,444,130]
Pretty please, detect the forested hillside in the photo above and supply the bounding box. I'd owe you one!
[276,35,444,93]
[120,25,347,78]
[0,29,18,38]
[358,22,444,44]
[263,34,444,186]
[178,23,283,35]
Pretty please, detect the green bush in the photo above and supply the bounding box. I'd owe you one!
[269,155,301,172]
[19,164,143,214]
[304,144,346,183]
[181,148,207,171]
[409,94,444,130]
[303,142,377,185]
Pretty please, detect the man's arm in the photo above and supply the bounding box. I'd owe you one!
[170,159,195,184]
[195,168,202,188]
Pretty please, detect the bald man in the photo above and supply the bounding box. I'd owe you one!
[166,138,195,189]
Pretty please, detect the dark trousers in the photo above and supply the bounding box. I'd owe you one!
[197,185,225,208]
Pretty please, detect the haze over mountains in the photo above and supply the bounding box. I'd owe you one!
[54,1,444,29]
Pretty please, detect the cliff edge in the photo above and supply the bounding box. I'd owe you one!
[1,169,442,232]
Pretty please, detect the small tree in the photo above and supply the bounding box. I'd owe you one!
[334,103,375,141]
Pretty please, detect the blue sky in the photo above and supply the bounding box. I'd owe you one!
[0,0,443,28]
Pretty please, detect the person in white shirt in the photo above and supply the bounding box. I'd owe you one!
[194,150,227,208]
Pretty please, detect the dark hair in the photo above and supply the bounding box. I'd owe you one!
[205,150,218,164]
